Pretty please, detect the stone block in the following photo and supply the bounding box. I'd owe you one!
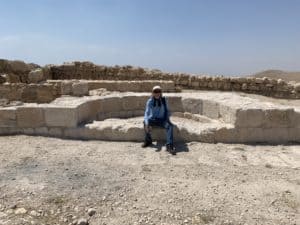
[28,68,44,83]
[182,98,202,114]
[101,97,122,113]
[16,106,45,128]
[202,99,219,119]
[48,127,63,137]
[34,127,49,136]
[78,100,102,124]
[72,82,88,96]
[44,106,78,127]
[61,81,73,95]
[219,105,237,124]
[262,108,294,128]
[0,108,17,127]
[167,96,183,112]
[235,109,264,128]
[122,96,140,111]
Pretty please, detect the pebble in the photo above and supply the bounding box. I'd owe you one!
[15,207,27,214]
[87,208,96,216]
[77,218,88,225]
[29,210,40,217]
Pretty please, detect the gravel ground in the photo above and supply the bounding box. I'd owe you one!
[0,135,299,225]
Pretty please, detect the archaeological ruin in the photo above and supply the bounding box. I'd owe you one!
[1,59,300,144]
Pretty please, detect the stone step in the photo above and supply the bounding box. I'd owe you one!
[63,116,234,143]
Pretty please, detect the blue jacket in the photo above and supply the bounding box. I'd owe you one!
[144,97,170,125]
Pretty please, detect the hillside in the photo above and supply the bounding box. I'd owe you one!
[252,69,300,82]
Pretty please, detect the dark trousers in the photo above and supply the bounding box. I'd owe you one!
[144,119,174,146]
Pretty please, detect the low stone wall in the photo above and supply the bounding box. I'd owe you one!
[0,93,299,143]
[0,59,45,83]
[49,62,300,99]
[47,79,176,93]
[2,60,300,99]
[0,83,60,103]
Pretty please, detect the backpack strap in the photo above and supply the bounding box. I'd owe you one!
[161,97,168,120]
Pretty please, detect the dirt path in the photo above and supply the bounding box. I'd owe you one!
[0,135,299,225]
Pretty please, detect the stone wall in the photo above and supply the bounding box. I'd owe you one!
[2,59,300,99]
[49,62,300,99]
[0,93,299,143]
[0,59,41,83]
[0,83,60,103]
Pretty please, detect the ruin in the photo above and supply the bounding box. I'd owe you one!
[1,59,300,144]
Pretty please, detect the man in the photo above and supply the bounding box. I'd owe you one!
[142,86,175,155]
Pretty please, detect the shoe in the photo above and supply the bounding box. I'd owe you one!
[166,144,176,155]
[142,141,152,148]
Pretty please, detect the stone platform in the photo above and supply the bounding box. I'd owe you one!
[0,91,299,144]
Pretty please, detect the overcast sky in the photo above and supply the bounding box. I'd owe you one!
[0,0,299,76]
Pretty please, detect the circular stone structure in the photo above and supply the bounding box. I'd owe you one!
[0,91,299,144]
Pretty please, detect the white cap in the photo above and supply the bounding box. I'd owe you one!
[152,85,162,91]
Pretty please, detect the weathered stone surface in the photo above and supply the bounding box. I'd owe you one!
[235,109,265,128]
[44,106,78,127]
[28,68,44,83]
[72,82,89,96]
[0,75,6,84]
[16,106,45,128]
[202,99,219,119]
[101,96,122,113]
[0,107,17,127]
[182,98,202,114]
[78,99,102,124]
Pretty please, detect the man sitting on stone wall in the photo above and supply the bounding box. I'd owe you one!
[142,86,175,155]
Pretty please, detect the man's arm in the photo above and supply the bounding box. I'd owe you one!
[144,99,151,125]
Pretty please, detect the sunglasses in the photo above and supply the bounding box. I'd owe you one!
[153,90,161,93]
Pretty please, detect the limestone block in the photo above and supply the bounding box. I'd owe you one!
[171,112,184,118]
[167,96,183,112]
[219,105,237,124]
[291,111,300,128]
[72,82,88,96]
[235,109,264,128]
[78,100,102,124]
[202,99,219,119]
[122,96,140,111]
[234,128,265,143]
[16,106,45,128]
[101,96,123,113]
[0,127,20,135]
[44,106,78,127]
[214,127,237,143]
[23,128,35,135]
[132,110,144,117]
[262,108,294,128]
[28,68,44,83]
[66,126,98,139]
[61,81,73,95]
[182,98,202,114]
[36,85,56,103]
[183,112,193,119]
[261,128,290,144]
[0,108,17,127]
[48,127,63,137]
[288,128,300,142]
[34,127,49,136]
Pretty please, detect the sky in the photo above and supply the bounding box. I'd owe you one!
[0,0,299,76]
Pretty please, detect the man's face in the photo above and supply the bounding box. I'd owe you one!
[153,89,161,99]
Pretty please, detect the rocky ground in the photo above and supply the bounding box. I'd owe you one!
[0,135,299,225]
